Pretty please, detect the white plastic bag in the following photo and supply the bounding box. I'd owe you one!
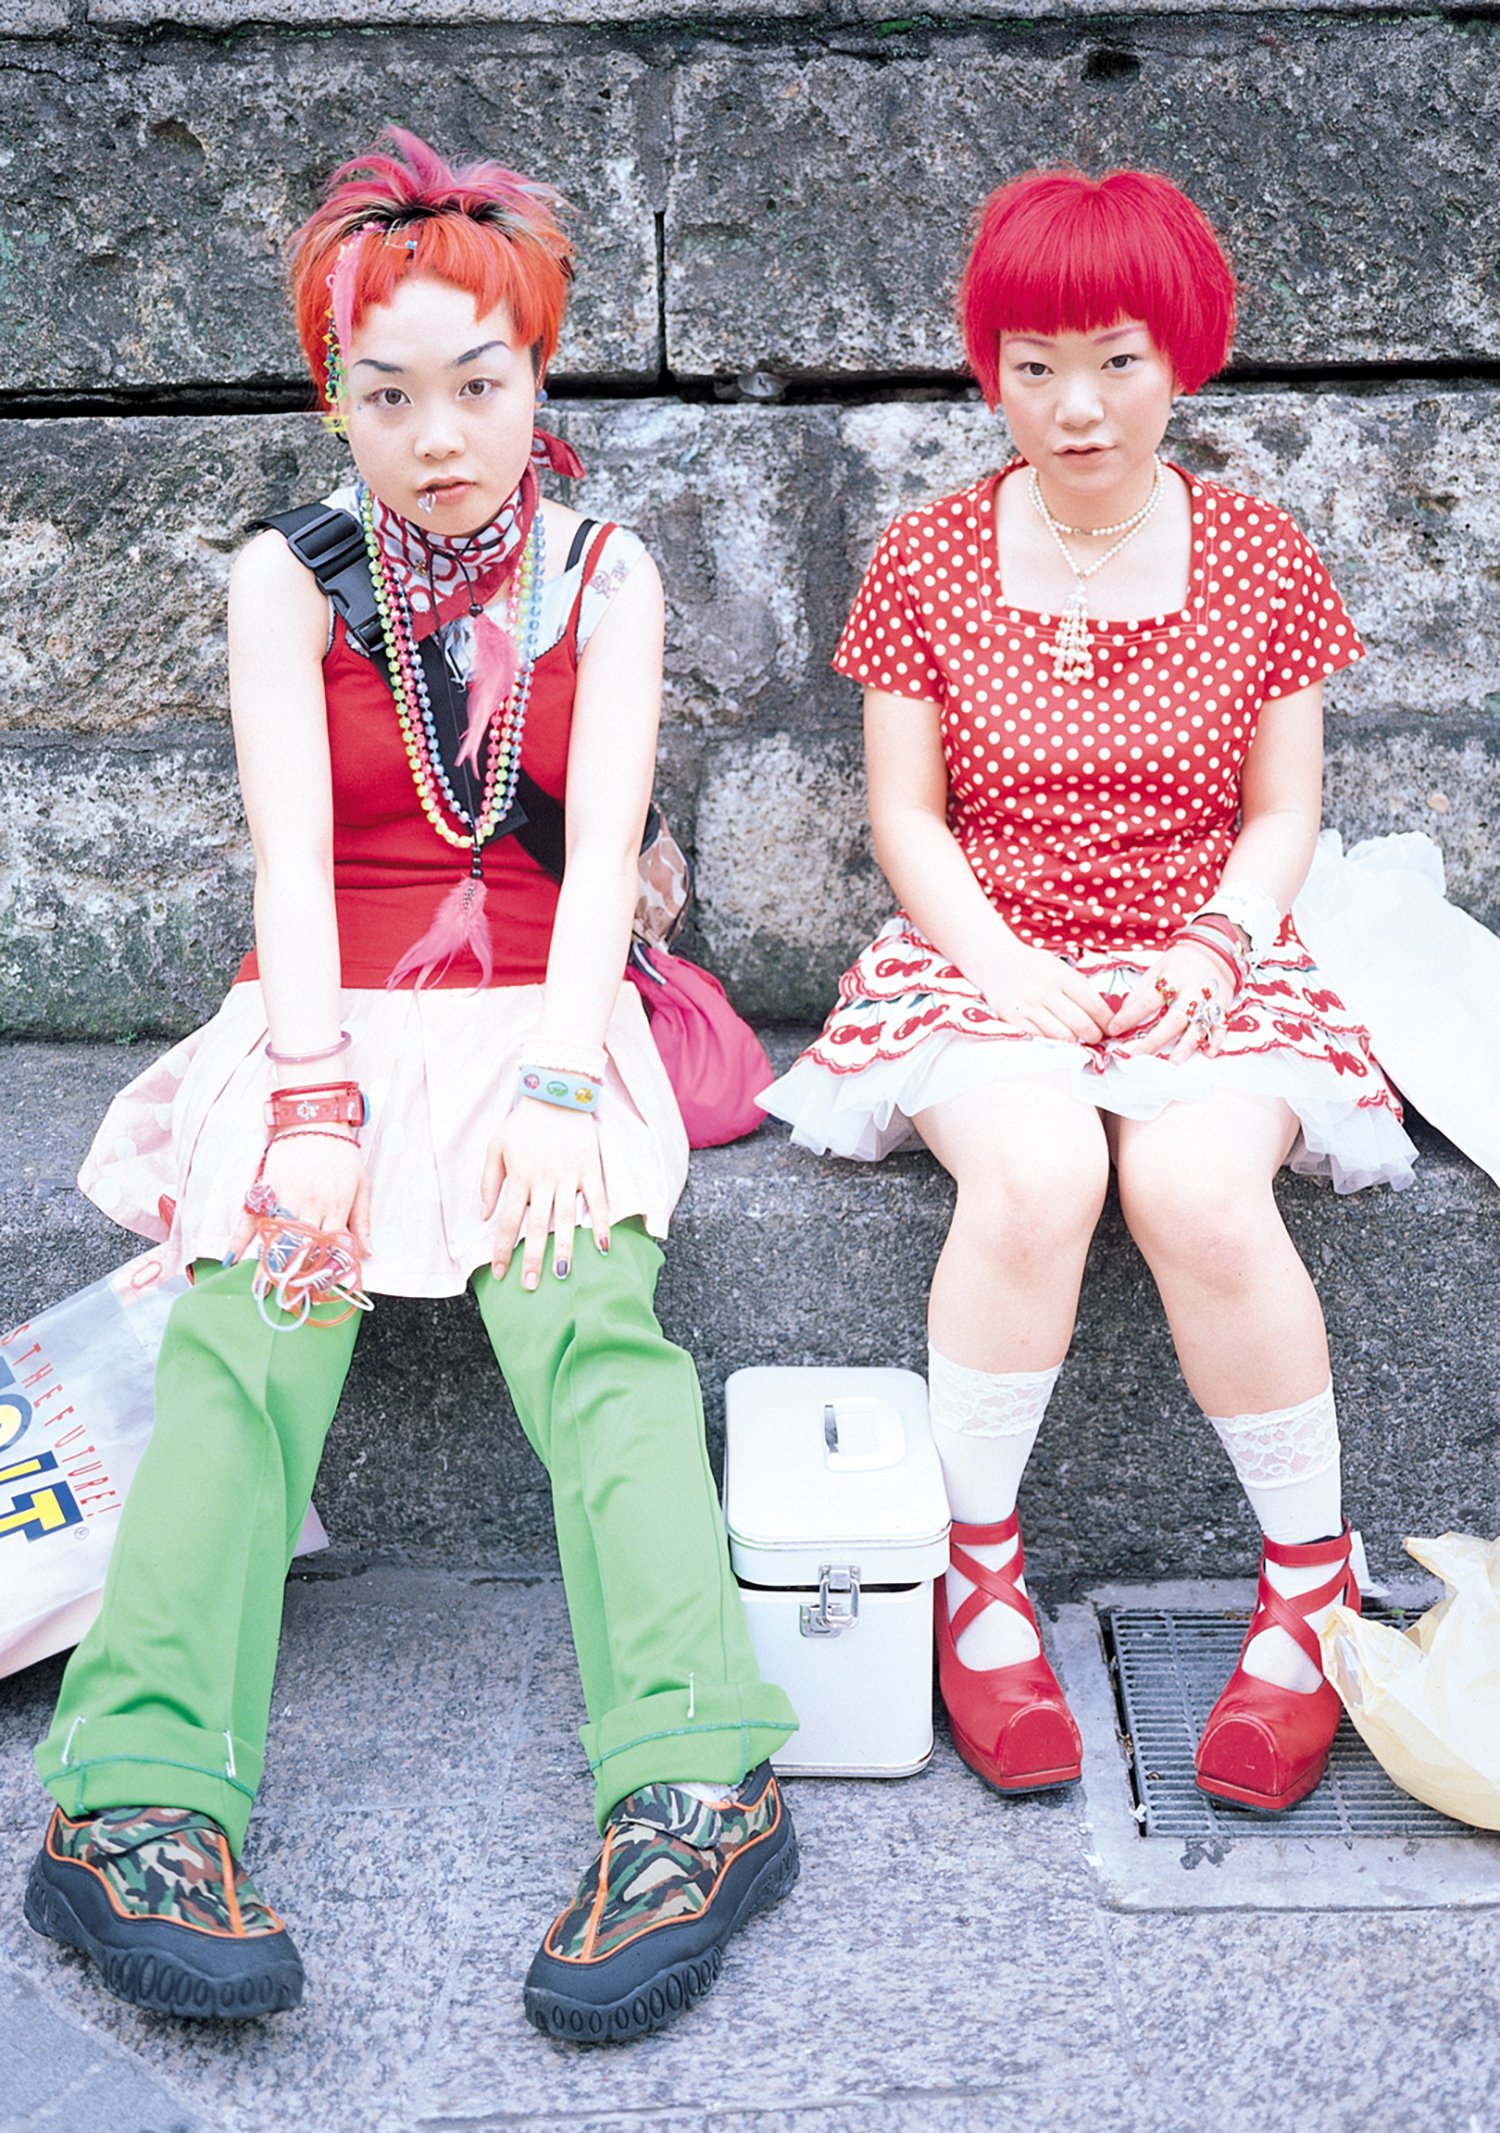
[1321,1534,1500,1830]
[1294,830,1500,1187]
[0,1251,326,1679]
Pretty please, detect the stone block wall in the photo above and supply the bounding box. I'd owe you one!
[2,1,1496,1038]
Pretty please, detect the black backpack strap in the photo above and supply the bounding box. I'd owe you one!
[259,503,386,659]
[261,499,571,881]
[564,517,599,573]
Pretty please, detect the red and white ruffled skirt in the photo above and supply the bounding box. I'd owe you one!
[760,912,1416,1195]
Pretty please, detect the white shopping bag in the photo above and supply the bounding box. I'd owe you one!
[1294,830,1500,1187]
[0,1251,326,1679]
[1321,1534,1500,1831]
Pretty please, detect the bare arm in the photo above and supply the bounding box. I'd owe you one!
[1220,679,1324,913]
[538,550,664,1054]
[481,546,665,1286]
[866,686,1111,1042]
[226,531,368,1246]
[1108,681,1325,1056]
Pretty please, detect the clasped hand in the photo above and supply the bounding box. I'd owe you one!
[481,1098,609,1289]
[1105,940,1235,1063]
[975,943,1113,1045]
[976,940,1234,1064]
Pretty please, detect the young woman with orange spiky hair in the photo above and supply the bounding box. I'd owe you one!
[764,169,1414,1813]
[27,130,797,2042]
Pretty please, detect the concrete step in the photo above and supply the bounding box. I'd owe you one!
[3,1036,1497,1582]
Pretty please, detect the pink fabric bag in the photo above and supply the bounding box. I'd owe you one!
[626,945,771,1148]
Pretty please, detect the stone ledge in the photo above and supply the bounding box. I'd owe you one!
[4,716,1493,1035]
[0,1,66,29]
[0,39,664,392]
[4,393,1496,1032]
[82,0,1475,21]
[5,392,1495,743]
[88,0,808,19]
[4,1038,1497,1581]
[667,23,1500,373]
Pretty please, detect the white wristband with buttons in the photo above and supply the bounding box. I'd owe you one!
[1193,887,1282,970]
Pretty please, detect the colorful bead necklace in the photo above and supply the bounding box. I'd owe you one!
[359,482,544,862]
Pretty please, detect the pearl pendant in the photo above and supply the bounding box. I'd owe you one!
[1052,586,1095,684]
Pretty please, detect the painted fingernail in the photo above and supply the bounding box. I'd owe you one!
[220,1250,237,1266]
[554,1258,570,1280]
[599,1236,610,1254]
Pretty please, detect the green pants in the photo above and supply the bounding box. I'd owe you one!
[36,1225,795,1850]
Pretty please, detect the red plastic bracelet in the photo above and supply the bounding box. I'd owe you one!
[264,1082,368,1136]
[1173,927,1245,994]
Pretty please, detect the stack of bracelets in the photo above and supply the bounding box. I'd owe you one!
[1156,900,1267,1050]
[516,1047,607,1116]
[1173,910,1249,995]
[245,1039,374,1330]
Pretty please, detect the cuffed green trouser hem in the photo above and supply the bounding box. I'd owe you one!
[582,1682,798,1829]
[475,1223,798,1831]
[35,1256,356,1858]
[36,1228,797,1852]
[35,1715,264,1855]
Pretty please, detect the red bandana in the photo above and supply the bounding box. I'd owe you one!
[368,428,585,641]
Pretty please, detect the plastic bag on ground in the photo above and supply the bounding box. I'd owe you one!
[1320,1533,1500,1830]
[1,1251,326,1680]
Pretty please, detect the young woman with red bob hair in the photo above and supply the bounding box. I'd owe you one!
[27,129,797,2042]
[765,168,1413,1809]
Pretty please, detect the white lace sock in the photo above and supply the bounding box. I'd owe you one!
[1207,1383,1344,1695]
[928,1345,1063,1669]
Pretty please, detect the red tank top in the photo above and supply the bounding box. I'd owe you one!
[238,523,611,991]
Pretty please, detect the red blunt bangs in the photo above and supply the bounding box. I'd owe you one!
[959,168,1237,404]
[290,127,574,409]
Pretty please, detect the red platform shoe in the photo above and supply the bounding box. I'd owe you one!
[1196,1527,1359,1814]
[935,1511,1083,1794]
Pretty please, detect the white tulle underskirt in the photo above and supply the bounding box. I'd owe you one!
[762,1030,1417,1194]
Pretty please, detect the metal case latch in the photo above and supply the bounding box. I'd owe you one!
[800,1564,861,1638]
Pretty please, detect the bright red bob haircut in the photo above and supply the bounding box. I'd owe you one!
[290,127,573,412]
[959,168,1237,405]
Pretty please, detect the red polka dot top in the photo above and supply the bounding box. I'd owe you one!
[833,462,1364,958]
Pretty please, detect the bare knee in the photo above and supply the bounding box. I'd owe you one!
[950,1139,1108,1269]
[1118,1149,1283,1283]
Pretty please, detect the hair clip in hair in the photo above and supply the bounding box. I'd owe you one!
[405,231,419,257]
[322,314,347,437]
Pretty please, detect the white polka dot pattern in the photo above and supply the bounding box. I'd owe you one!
[833,465,1364,959]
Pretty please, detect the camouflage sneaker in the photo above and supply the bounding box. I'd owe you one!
[523,1760,797,2045]
[25,1806,304,2019]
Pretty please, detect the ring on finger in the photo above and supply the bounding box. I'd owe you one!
[1155,977,1180,1009]
[1186,988,1225,1049]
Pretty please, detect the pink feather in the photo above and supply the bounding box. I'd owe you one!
[386,876,494,990]
[456,611,518,770]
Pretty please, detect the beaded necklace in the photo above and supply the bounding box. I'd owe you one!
[1028,459,1164,686]
[359,482,545,863]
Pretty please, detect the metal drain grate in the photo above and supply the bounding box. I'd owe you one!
[1106,1605,1472,1842]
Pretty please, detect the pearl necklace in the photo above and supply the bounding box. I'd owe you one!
[1028,459,1164,685]
[360,487,544,859]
